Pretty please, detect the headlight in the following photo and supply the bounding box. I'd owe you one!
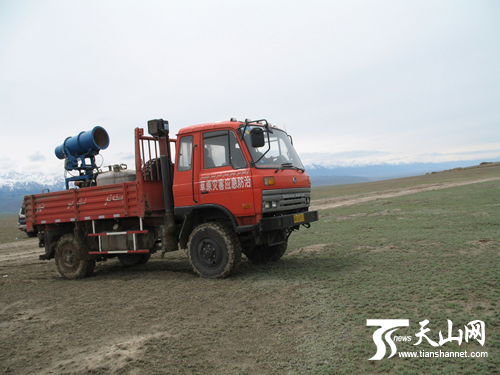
[264,201,278,210]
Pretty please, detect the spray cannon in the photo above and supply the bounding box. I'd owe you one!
[55,126,110,189]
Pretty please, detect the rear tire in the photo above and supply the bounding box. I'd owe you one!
[243,242,287,264]
[187,222,241,278]
[55,234,95,279]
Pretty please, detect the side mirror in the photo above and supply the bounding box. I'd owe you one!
[250,128,265,148]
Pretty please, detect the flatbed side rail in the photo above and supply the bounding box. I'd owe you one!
[25,182,142,226]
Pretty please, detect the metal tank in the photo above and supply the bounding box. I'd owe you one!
[96,164,136,186]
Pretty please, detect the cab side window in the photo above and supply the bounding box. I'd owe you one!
[178,136,193,171]
[203,131,247,169]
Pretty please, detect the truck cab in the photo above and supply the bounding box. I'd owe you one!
[170,119,318,276]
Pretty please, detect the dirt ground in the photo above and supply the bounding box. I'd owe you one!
[1,176,498,374]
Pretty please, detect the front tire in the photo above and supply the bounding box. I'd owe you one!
[187,222,241,278]
[55,234,95,279]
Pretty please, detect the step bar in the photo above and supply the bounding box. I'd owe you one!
[88,218,150,255]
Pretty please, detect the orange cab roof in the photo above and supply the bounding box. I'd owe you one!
[176,119,281,136]
[177,121,242,135]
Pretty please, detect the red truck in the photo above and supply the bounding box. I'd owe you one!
[24,118,318,279]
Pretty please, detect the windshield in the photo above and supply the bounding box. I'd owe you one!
[242,126,304,170]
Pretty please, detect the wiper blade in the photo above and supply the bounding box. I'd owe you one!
[275,163,305,173]
[274,162,292,172]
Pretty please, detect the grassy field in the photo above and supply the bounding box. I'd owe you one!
[0,215,29,245]
[0,165,499,374]
[312,162,500,200]
[283,177,499,374]
[151,168,499,374]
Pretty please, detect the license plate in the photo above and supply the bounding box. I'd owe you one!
[293,213,305,224]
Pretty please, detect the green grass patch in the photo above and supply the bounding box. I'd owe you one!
[243,179,500,374]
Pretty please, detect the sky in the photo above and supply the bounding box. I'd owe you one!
[1,0,499,175]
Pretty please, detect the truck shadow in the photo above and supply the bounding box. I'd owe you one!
[89,248,359,282]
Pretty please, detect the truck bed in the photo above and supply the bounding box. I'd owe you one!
[24,182,145,226]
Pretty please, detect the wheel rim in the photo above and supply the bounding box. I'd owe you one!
[196,237,223,269]
[59,246,79,272]
[63,249,75,267]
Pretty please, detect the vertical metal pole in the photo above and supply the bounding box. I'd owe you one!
[93,220,102,252]
[158,130,177,252]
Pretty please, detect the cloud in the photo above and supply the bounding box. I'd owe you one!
[0,0,498,172]
[27,151,46,162]
[300,148,500,167]
[115,152,135,161]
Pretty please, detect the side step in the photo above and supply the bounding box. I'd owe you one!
[89,249,149,255]
[88,230,148,237]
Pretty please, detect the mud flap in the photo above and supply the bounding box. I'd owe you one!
[40,228,63,260]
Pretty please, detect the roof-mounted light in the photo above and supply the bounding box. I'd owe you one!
[148,119,169,137]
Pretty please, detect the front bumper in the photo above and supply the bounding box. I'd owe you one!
[259,210,319,231]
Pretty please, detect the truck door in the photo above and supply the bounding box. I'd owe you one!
[173,134,201,207]
[199,130,255,224]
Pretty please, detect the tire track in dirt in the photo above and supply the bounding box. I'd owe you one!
[310,177,500,212]
[0,239,39,264]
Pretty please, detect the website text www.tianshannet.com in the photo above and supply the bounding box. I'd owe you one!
[398,350,488,358]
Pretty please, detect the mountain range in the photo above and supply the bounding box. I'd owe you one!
[306,160,491,179]
[0,171,65,215]
[0,159,496,215]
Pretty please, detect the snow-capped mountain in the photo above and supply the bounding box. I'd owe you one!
[0,171,65,214]
[305,160,494,179]
[0,171,64,191]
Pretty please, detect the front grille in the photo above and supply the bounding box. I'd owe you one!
[262,188,311,213]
